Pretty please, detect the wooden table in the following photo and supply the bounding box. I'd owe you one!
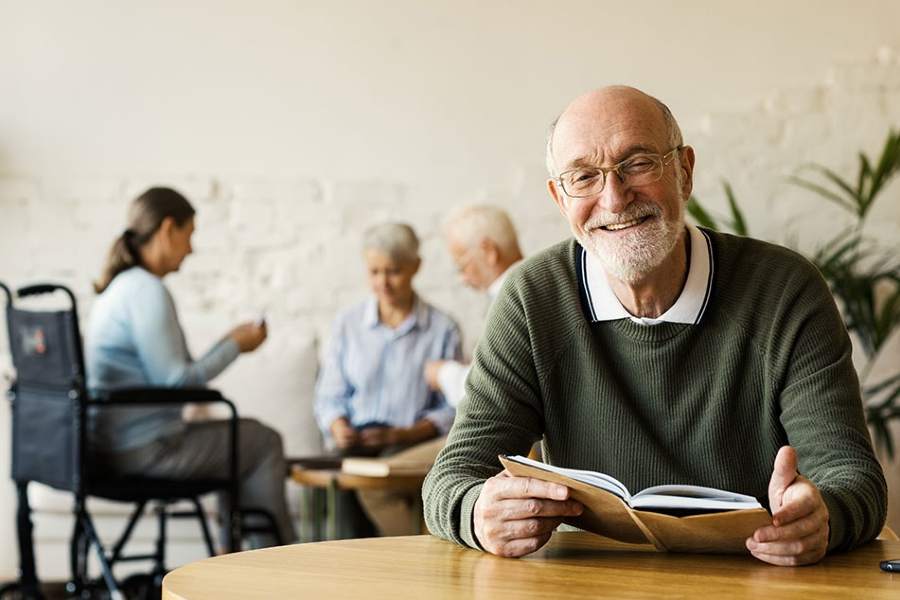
[162,532,900,599]
[291,465,428,540]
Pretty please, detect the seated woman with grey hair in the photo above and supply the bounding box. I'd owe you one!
[314,222,462,536]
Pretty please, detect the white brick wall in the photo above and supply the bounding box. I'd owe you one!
[1,2,900,580]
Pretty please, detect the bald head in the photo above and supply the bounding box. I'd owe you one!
[545,86,682,176]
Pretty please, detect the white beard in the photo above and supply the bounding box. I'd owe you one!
[576,199,685,285]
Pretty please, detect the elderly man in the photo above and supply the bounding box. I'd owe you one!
[424,205,524,407]
[423,86,886,566]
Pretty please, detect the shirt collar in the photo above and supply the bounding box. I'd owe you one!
[487,259,523,300]
[363,294,430,334]
[578,224,714,326]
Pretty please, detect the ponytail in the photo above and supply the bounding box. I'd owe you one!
[93,187,195,294]
[93,229,141,293]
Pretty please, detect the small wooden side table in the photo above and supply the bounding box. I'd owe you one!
[291,465,429,540]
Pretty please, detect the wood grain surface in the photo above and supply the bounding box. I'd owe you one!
[163,532,900,599]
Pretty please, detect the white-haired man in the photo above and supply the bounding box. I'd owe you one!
[424,205,524,407]
[423,86,886,565]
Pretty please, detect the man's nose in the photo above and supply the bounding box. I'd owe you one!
[596,171,632,214]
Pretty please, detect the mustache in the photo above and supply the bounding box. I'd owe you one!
[585,201,662,230]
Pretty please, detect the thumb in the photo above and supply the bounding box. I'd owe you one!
[768,445,798,509]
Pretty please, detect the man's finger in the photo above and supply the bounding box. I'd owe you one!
[749,548,826,567]
[500,517,564,541]
[495,498,583,520]
[768,446,798,505]
[496,531,554,558]
[753,510,826,543]
[746,529,826,557]
[494,476,570,501]
[772,499,821,528]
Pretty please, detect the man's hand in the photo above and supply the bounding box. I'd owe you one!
[747,446,830,566]
[474,470,583,558]
[330,417,358,450]
[424,360,447,390]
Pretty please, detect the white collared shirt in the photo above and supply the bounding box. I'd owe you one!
[487,259,523,300]
[579,224,715,326]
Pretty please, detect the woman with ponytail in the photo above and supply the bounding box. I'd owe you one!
[86,187,295,548]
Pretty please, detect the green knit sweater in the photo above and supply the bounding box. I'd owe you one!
[423,230,886,553]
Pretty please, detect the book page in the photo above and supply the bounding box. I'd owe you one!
[505,455,632,501]
[631,484,761,511]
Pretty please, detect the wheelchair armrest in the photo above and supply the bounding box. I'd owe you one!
[88,388,237,419]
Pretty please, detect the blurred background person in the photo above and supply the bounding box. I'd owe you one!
[86,186,295,548]
[314,222,461,536]
[425,205,523,408]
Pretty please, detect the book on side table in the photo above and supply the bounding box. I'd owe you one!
[341,456,432,477]
[500,455,772,553]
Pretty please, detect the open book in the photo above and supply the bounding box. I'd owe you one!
[505,455,761,513]
[500,455,771,554]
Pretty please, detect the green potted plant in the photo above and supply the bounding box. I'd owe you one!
[688,129,900,457]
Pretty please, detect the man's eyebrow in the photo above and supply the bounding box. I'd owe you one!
[563,144,661,171]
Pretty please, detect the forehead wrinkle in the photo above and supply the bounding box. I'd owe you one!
[561,143,662,173]
[553,88,670,172]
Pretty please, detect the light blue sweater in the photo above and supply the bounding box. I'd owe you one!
[86,267,239,451]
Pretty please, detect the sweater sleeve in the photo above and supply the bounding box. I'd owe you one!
[128,278,239,387]
[774,264,887,552]
[423,282,544,549]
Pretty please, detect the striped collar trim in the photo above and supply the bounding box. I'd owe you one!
[576,224,715,326]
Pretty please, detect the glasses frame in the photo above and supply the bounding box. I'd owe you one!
[556,145,684,199]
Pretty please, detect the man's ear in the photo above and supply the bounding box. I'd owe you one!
[480,239,500,267]
[678,146,696,201]
[547,178,569,217]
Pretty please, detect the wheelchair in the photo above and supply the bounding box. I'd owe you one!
[0,282,282,599]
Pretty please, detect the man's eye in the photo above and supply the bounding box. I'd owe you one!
[572,171,598,183]
[623,159,654,173]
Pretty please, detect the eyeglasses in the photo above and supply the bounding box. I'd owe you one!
[556,145,683,199]
[453,246,477,274]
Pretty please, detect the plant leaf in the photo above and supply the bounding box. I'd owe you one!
[808,164,860,211]
[788,175,856,214]
[864,371,900,398]
[865,130,900,214]
[687,196,719,230]
[723,181,748,236]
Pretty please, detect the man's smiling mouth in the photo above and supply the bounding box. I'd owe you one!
[599,215,652,232]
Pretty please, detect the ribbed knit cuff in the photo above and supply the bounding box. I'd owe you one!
[820,489,847,552]
[460,482,486,551]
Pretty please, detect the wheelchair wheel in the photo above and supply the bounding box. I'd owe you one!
[119,573,161,600]
[0,581,45,600]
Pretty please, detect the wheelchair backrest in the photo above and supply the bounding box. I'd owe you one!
[2,282,85,492]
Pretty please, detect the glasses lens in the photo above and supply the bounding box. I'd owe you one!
[562,169,603,198]
[620,155,663,186]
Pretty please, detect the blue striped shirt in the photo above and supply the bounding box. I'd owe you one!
[314,296,462,439]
